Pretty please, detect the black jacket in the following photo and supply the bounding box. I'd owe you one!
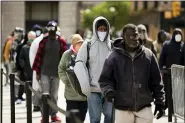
[19,44,32,81]
[99,38,165,111]
[159,30,184,70]
[180,44,185,66]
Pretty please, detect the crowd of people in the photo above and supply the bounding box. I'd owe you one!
[2,16,185,123]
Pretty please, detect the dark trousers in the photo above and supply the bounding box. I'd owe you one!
[17,71,25,99]
[17,71,32,99]
[66,100,88,123]
[18,85,24,99]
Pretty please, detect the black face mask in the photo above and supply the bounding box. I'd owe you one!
[48,30,56,38]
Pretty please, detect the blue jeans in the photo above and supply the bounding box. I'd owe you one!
[88,92,113,123]
[40,74,60,117]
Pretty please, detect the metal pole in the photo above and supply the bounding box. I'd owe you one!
[42,93,50,123]
[9,74,15,123]
[184,66,185,121]
[25,81,32,123]
[168,75,173,122]
[0,69,3,123]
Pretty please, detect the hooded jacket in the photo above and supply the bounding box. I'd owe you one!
[74,16,112,96]
[99,38,165,111]
[159,29,184,70]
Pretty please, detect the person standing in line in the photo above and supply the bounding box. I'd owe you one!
[153,30,167,61]
[74,16,113,123]
[58,34,88,123]
[32,21,67,122]
[137,24,156,56]
[99,24,165,123]
[159,28,184,111]
[19,30,36,86]
[3,31,15,86]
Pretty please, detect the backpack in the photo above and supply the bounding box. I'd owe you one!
[66,40,112,96]
[65,42,91,97]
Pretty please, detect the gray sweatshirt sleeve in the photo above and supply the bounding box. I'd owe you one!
[74,41,91,97]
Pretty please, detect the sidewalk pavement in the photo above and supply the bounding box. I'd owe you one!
[2,77,184,123]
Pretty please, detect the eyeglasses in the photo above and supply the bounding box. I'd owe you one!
[47,26,56,31]
[124,34,139,39]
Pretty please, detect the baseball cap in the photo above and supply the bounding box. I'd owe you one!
[47,21,57,27]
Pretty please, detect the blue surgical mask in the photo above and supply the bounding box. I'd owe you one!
[36,30,41,37]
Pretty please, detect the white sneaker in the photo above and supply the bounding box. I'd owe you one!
[16,99,22,104]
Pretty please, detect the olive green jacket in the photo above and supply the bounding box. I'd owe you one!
[58,49,86,101]
[153,40,162,61]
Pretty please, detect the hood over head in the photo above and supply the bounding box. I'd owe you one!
[92,16,111,42]
[157,30,166,43]
[172,28,183,42]
[112,37,143,56]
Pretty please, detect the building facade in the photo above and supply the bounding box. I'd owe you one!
[129,1,185,41]
[1,1,101,46]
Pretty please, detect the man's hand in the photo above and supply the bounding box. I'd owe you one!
[105,91,115,103]
[154,104,165,119]
[36,74,40,82]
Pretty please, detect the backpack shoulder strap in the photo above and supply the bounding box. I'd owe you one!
[86,41,91,68]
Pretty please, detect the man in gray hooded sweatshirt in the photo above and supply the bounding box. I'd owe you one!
[74,16,113,123]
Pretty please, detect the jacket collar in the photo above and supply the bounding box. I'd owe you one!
[113,40,144,59]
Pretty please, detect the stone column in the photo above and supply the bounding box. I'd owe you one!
[2,1,25,46]
[58,2,78,43]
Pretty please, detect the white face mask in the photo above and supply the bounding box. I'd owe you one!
[175,34,182,42]
[56,31,61,36]
[97,31,106,42]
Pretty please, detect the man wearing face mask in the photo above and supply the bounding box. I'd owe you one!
[74,16,113,123]
[159,28,184,111]
[99,24,165,123]
[137,24,156,56]
[153,30,167,61]
[32,21,67,122]
[32,24,43,37]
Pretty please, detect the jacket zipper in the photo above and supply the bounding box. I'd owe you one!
[122,50,142,111]
[132,58,137,111]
